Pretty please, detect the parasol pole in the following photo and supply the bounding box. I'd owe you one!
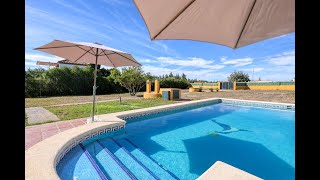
[89,48,99,123]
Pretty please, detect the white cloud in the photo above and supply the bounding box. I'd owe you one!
[77,0,92,12]
[251,63,295,81]
[220,56,227,62]
[51,0,95,20]
[26,5,113,41]
[26,2,172,57]
[25,61,37,66]
[221,58,253,67]
[125,37,176,56]
[153,41,171,54]
[267,51,295,66]
[25,53,63,62]
[25,61,49,70]
[240,67,264,72]
[259,73,294,81]
[156,57,224,70]
[139,59,158,63]
[142,65,228,81]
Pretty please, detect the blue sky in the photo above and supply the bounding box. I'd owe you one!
[25,0,295,81]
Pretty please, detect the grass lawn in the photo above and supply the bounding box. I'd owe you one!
[25,92,143,108]
[46,98,176,120]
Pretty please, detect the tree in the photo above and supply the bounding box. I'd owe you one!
[110,67,146,96]
[25,68,48,97]
[144,72,155,81]
[182,73,187,80]
[169,72,174,77]
[98,68,111,77]
[227,71,250,82]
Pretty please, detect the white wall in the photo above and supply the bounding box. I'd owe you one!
[59,64,87,69]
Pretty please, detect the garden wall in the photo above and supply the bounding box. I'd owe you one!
[190,82,220,90]
[235,82,295,90]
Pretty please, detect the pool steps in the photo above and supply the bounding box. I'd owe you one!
[79,144,108,180]
[110,138,160,180]
[85,140,134,180]
[120,138,180,180]
[98,139,156,180]
[80,138,180,179]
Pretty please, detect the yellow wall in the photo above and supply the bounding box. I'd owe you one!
[189,87,201,92]
[201,86,219,89]
[189,85,218,92]
[236,86,250,90]
[235,85,295,90]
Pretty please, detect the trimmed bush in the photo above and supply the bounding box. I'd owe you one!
[160,78,190,89]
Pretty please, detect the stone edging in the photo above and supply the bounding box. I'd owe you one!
[197,161,263,180]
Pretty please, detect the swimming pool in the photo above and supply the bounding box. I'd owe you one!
[57,101,295,180]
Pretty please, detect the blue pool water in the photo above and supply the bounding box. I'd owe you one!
[57,102,295,180]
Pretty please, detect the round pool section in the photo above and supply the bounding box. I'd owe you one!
[57,102,295,180]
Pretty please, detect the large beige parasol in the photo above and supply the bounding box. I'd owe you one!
[133,0,294,49]
[34,40,141,123]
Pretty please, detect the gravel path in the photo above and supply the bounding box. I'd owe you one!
[25,107,59,124]
[181,89,294,104]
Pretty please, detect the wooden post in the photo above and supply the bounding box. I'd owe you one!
[233,81,237,90]
[154,80,160,94]
[146,80,151,93]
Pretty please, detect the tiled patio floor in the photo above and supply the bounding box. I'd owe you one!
[25,118,86,150]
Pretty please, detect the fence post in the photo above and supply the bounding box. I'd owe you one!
[233,81,236,90]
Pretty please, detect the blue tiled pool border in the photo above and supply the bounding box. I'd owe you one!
[119,99,222,124]
[221,99,295,111]
[119,99,295,124]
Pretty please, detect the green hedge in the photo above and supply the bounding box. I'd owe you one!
[160,78,190,89]
[236,82,295,86]
[203,83,218,86]
[236,82,248,86]
[25,67,190,97]
[191,83,218,87]
[279,82,295,85]
[190,83,202,86]
[25,67,127,97]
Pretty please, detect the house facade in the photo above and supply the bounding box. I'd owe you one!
[36,59,88,69]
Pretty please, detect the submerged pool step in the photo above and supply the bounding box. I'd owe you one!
[85,141,135,180]
[57,145,106,180]
[116,138,180,180]
[98,138,158,180]
[111,138,160,180]
[79,144,108,180]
